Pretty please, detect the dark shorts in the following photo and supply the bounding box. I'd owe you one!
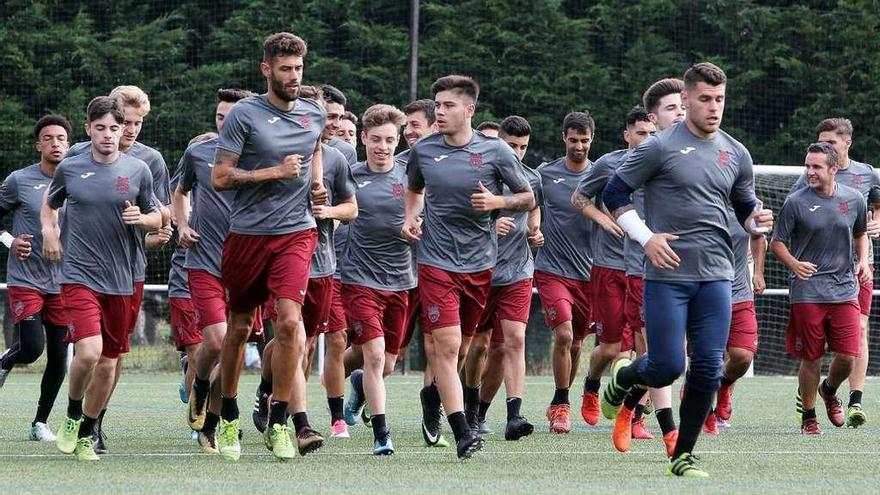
[188,269,227,329]
[342,284,409,354]
[624,275,644,332]
[62,284,135,359]
[221,229,317,313]
[591,266,628,345]
[7,286,67,326]
[786,301,860,361]
[418,265,492,334]
[328,278,347,333]
[534,270,591,341]
[170,297,201,351]
[728,300,759,353]
[858,280,873,317]
[302,276,335,338]
[475,278,533,343]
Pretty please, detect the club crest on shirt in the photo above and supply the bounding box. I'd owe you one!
[838,201,850,215]
[853,174,863,187]
[391,182,404,199]
[298,116,311,129]
[717,149,732,168]
[116,176,130,194]
[469,153,483,168]
[427,304,441,323]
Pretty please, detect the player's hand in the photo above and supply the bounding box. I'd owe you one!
[311,181,328,207]
[177,224,200,248]
[752,272,766,295]
[278,154,303,179]
[528,228,544,247]
[857,260,873,285]
[644,233,680,270]
[313,203,334,220]
[470,181,502,212]
[41,228,62,261]
[11,234,33,261]
[496,216,515,237]
[402,215,422,241]
[597,215,625,238]
[792,260,818,280]
[866,216,880,239]
[746,207,774,234]
[122,201,144,226]
[155,224,173,244]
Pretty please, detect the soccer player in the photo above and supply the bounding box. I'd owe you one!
[465,115,542,440]
[535,111,597,434]
[600,63,772,477]
[476,121,500,137]
[210,32,328,461]
[790,118,880,427]
[338,111,358,147]
[403,75,535,458]
[321,84,358,165]
[44,96,162,461]
[0,115,72,442]
[572,106,655,434]
[771,141,868,435]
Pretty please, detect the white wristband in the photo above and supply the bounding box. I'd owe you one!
[0,232,14,249]
[617,209,654,247]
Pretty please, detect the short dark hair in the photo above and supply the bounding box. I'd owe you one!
[33,114,72,140]
[642,78,684,113]
[263,32,308,63]
[807,141,838,167]
[684,62,727,89]
[86,96,124,124]
[476,121,500,133]
[403,99,436,124]
[625,106,652,128]
[500,115,531,137]
[562,111,595,135]
[217,88,255,103]
[321,84,347,107]
[342,111,358,125]
[815,117,853,139]
[431,75,479,101]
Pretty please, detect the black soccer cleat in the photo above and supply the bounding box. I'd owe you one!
[504,415,534,441]
[252,388,269,434]
[456,431,484,459]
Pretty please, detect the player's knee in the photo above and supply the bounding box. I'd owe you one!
[553,328,573,348]
[652,356,686,386]
[325,331,346,353]
[504,334,524,354]
[363,345,385,373]
[18,338,45,365]
[727,347,754,369]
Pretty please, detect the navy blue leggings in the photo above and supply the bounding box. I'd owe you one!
[632,280,732,393]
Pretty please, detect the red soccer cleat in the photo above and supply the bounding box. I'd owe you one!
[817,384,845,427]
[663,429,679,458]
[631,417,654,440]
[716,384,733,421]
[581,392,600,426]
[702,410,719,436]
[546,404,571,434]
[801,417,823,435]
[612,405,635,452]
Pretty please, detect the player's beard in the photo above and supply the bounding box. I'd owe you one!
[270,76,299,102]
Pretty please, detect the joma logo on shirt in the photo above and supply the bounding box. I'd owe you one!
[116,176,130,193]
[33,184,47,190]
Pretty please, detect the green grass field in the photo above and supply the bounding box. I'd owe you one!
[1,373,878,494]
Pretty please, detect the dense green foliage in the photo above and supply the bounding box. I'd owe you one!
[2,0,879,171]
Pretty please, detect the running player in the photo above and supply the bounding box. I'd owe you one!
[321,84,358,165]
[403,75,535,458]
[210,32,327,461]
[771,141,868,435]
[535,111,596,434]
[0,115,72,442]
[601,63,772,477]
[44,96,162,461]
[338,111,358,147]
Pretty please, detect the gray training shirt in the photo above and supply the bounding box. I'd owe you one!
[772,184,867,304]
[0,164,61,294]
[615,122,758,282]
[341,161,416,291]
[577,149,629,271]
[492,164,543,286]
[623,189,647,277]
[216,94,326,235]
[328,137,358,167]
[534,157,595,281]
[730,212,753,304]
[46,152,157,295]
[408,131,531,273]
[310,145,357,278]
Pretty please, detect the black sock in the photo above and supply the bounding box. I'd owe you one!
[802,408,817,421]
[220,396,239,422]
[633,403,645,423]
[328,396,344,423]
[78,415,97,439]
[292,412,310,434]
[447,411,471,442]
[352,370,365,398]
[97,408,107,432]
[258,377,272,395]
[672,389,713,458]
[849,390,863,407]
[203,411,220,433]
[269,400,288,427]
[821,379,838,398]
[623,387,648,410]
[506,397,522,420]
[477,401,492,421]
[193,377,210,401]
[67,398,83,420]
[656,407,676,435]
[34,325,66,425]
[464,386,480,415]
[371,413,388,440]
[551,388,569,405]
[583,377,601,394]
[34,403,53,426]
[720,374,736,388]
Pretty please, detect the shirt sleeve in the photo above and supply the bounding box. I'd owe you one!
[151,152,171,205]
[869,168,880,206]
[854,194,868,236]
[216,104,249,158]
[615,135,663,190]
[46,166,68,210]
[407,147,425,191]
[577,158,612,200]
[178,148,197,194]
[529,168,544,208]
[495,141,529,193]
[332,155,357,204]
[0,173,20,212]
[138,167,158,214]
[730,147,758,207]
[771,196,797,244]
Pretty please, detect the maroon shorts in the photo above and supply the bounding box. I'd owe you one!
[170,297,201,351]
[418,265,492,334]
[328,278,347,333]
[120,281,145,354]
[858,280,873,316]
[476,279,533,343]
[728,300,759,353]
[188,269,228,329]
[342,284,409,354]
[399,286,421,350]
[786,301,861,361]
[624,275,644,332]
[534,270,591,341]
[221,229,317,313]
[591,266,628,345]
[7,286,67,326]
[302,276,335,338]
[61,284,135,359]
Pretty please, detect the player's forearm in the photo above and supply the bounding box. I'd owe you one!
[751,234,768,276]
[404,189,424,220]
[213,166,282,190]
[40,203,60,237]
[500,189,535,212]
[171,188,191,231]
[145,233,166,250]
[527,207,541,233]
[855,233,869,265]
[138,211,163,232]
[325,200,358,222]
[770,239,800,271]
[310,142,323,186]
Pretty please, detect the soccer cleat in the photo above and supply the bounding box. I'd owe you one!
[218,418,241,461]
[716,384,733,421]
[264,423,296,461]
[0,368,10,389]
[801,417,823,435]
[30,422,57,442]
[420,388,447,447]
[504,415,533,441]
[373,432,395,455]
[716,417,730,429]
[94,429,109,455]
[56,416,81,454]
[296,427,325,456]
[252,389,269,434]
[197,430,219,454]
[600,358,632,419]
[795,388,804,424]
[73,436,100,461]
[546,403,571,433]
[344,370,366,426]
[846,403,867,428]
[466,410,480,432]
[612,405,635,453]
[477,420,494,435]
[361,404,372,426]
[580,392,600,426]
[667,453,709,478]
[643,396,654,416]
[631,417,654,440]
[817,384,845,427]
[330,419,350,438]
[188,384,208,431]
[702,410,719,436]
[662,429,679,458]
[456,431,484,459]
[179,354,189,404]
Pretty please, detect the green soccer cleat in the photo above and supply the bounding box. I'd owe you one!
[218,418,241,461]
[56,417,82,454]
[846,403,867,428]
[667,453,709,478]
[600,358,632,420]
[264,423,296,461]
[73,437,99,461]
[795,388,803,424]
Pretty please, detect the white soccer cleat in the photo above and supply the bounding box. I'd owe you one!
[30,422,57,442]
